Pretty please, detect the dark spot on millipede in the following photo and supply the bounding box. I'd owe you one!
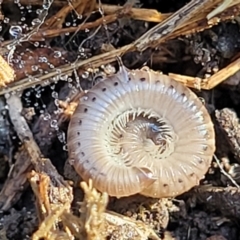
[78,142,81,147]
[102,88,107,92]
[81,152,85,157]
[181,93,186,97]
[163,183,168,187]
[84,108,88,113]
[90,167,97,172]
[79,120,82,125]
[203,145,208,151]
[155,80,160,84]
[189,173,195,177]
[140,77,146,81]
[198,158,204,164]
[169,85,174,89]
[128,77,131,81]
[114,82,118,86]
[178,179,183,183]
[92,97,96,102]
[77,131,80,135]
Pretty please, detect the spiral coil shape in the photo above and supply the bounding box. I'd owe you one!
[67,66,215,198]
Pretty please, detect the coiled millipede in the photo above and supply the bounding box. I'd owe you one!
[67,66,215,198]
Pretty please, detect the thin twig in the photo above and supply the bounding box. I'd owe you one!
[214,154,240,188]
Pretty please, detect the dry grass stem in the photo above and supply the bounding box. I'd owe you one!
[0,55,15,87]
[169,56,240,90]
[0,0,238,94]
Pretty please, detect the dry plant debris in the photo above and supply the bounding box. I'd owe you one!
[0,0,239,95]
[215,108,240,162]
[6,94,73,204]
[190,185,240,219]
[0,55,15,87]
[0,146,33,211]
[79,180,108,240]
[0,84,77,211]
[32,180,162,240]
[5,94,73,238]
[32,202,73,240]
[169,57,240,90]
[81,180,161,239]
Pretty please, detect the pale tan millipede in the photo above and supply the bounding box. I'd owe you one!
[67,66,215,198]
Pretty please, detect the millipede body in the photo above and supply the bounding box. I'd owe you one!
[67,66,215,198]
